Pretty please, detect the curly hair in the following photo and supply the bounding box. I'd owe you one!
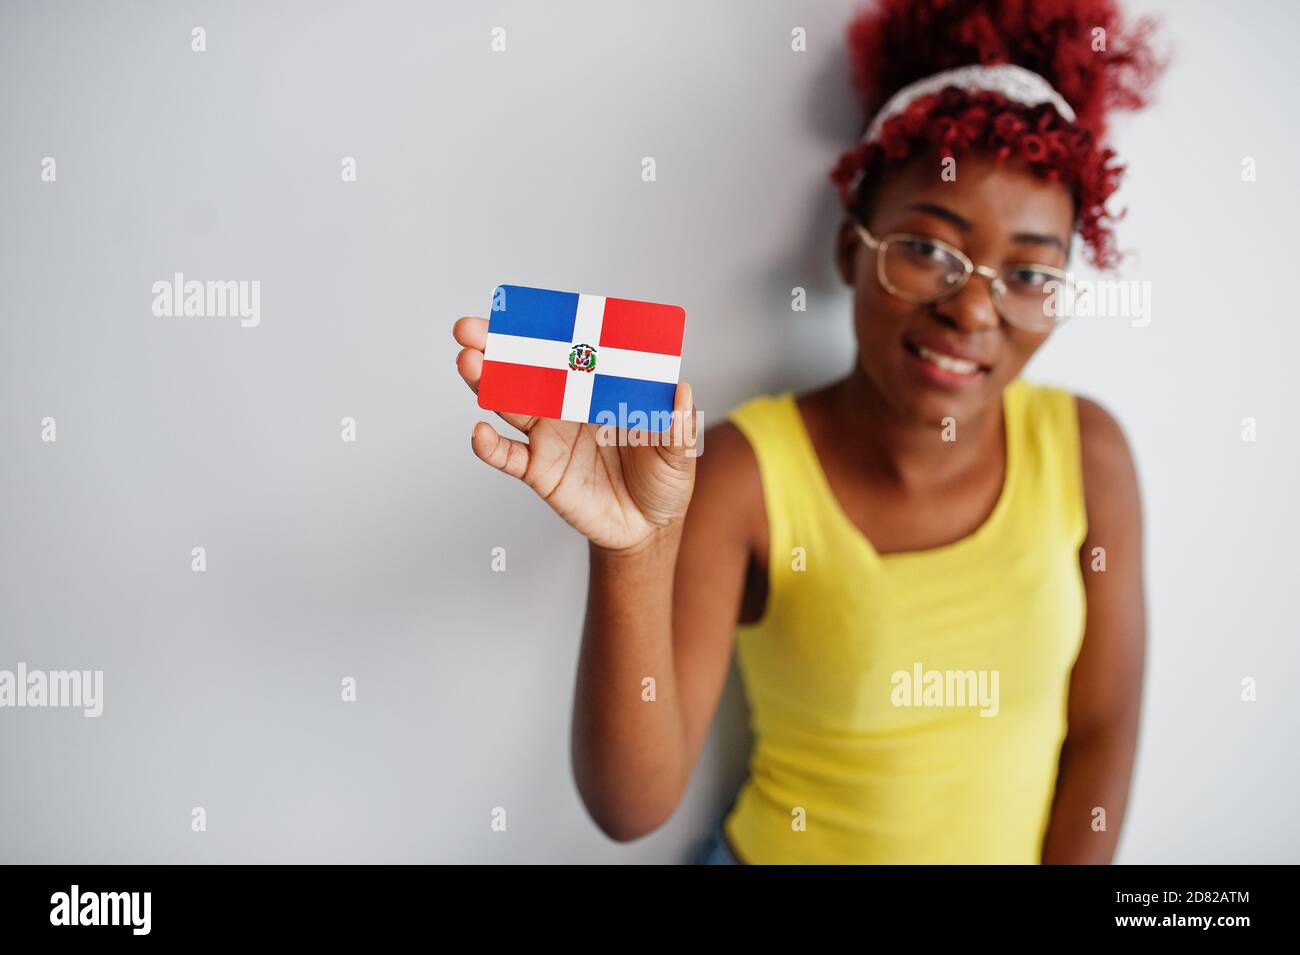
[829,0,1164,269]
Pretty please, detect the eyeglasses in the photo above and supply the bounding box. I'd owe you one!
[854,222,1079,332]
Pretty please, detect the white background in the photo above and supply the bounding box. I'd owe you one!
[0,0,1296,862]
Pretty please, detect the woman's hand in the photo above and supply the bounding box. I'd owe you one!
[453,316,698,553]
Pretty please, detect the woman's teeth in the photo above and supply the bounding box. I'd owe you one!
[916,344,981,376]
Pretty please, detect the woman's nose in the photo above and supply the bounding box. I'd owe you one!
[933,272,1000,331]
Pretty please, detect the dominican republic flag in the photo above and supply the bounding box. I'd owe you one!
[477,284,686,429]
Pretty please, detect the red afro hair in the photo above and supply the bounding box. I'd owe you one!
[829,0,1164,269]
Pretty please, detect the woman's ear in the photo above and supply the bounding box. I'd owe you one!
[834,215,861,287]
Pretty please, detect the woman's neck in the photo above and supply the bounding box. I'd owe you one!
[824,362,1005,492]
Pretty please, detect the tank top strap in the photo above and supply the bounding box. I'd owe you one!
[1012,380,1088,548]
[727,391,869,578]
[727,393,800,559]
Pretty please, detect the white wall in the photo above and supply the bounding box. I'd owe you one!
[0,0,1295,862]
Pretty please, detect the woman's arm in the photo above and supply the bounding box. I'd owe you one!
[1041,397,1147,864]
[572,423,763,840]
[455,315,763,843]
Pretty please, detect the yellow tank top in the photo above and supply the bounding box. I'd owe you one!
[722,377,1088,864]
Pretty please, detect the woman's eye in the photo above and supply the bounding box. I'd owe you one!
[904,239,946,261]
[1009,268,1054,289]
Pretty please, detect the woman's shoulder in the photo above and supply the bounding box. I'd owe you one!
[700,389,792,489]
[690,387,818,555]
[1071,391,1139,509]
[1014,378,1102,444]
[1018,380,1133,466]
[687,409,770,563]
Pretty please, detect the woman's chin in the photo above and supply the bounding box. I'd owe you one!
[887,377,991,429]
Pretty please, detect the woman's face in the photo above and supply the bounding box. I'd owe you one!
[836,152,1075,427]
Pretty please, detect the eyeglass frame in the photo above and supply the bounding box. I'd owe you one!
[852,220,1081,330]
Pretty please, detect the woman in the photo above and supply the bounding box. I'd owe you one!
[453,0,1161,864]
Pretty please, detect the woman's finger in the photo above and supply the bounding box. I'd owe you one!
[470,421,531,480]
[678,380,697,449]
[456,345,484,392]
[453,316,488,350]
[658,380,698,464]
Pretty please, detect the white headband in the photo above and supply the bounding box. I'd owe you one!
[862,63,1077,143]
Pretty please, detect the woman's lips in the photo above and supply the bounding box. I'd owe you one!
[902,338,990,389]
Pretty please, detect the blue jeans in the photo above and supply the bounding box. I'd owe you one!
[692,817,742,865]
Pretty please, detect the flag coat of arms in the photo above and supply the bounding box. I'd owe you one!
[477,284,686,429]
